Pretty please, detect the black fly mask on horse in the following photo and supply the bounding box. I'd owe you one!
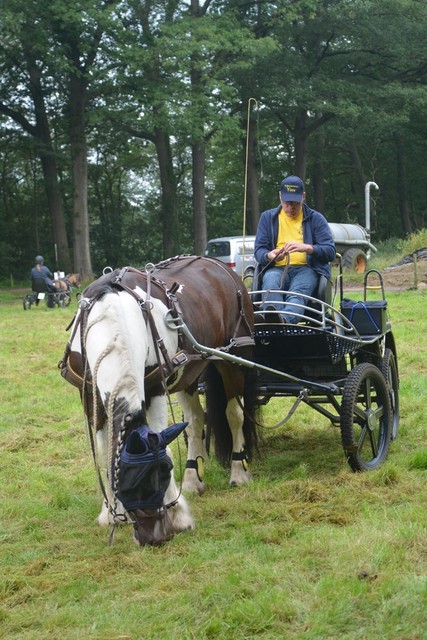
[117,419,188,546]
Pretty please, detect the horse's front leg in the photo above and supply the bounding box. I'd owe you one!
[176,390,207,496]
[226,397,253,487]
[147,396,194,533]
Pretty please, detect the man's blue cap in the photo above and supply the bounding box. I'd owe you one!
[280,176,305,202]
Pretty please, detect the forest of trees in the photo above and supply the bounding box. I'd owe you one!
[1,0,426,282]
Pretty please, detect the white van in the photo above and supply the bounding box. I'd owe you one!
[204,236,256,279]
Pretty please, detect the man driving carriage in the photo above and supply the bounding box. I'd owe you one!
[254,175,336,323]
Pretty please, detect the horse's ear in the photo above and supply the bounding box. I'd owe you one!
[127,428,149,454]
[160,421,188,446]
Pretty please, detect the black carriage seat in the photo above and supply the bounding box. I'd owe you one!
[31,276,55,294]
[29,276,57,308]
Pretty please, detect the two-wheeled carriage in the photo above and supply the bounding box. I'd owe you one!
[248,268,399,471]
[181,266,399,473]
[23,273,80,310]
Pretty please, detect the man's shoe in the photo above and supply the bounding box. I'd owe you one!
[265,306,284,324]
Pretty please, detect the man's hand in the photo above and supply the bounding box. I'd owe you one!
[267,243,313,261]
[267,247,287,261]
[282,242,313,255]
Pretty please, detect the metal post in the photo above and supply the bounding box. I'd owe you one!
[365,181,379,259]
[365,181,379,233]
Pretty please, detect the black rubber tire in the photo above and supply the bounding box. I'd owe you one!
[342,248,368,273]
[23,297,31,310]
[340,362,392,471]
[379,348,400,440]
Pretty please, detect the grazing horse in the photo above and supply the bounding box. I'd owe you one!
[60,256,257,546]
[54,273,81,291]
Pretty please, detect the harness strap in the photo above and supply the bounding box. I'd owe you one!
[112,268,178,383]
[144,351,201,389]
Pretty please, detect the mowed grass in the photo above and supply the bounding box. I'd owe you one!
[0,285,426,640]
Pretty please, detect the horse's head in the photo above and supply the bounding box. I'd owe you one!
[66,273,82,287]
[117,420,187,546]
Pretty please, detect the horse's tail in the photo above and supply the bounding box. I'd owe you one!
[204,363,258,467]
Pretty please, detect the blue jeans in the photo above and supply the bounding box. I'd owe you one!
[262,266,319,324]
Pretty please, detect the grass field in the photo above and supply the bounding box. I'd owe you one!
[0,283,426,640]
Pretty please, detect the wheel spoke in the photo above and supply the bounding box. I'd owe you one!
[356,425,369,450]
[364,377,372,409]
[372,405,384,421]
[354,405,367,421]
[367,428,378,457]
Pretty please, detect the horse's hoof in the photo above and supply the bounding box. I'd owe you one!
[230,459,252,487]
[182,468,206,496]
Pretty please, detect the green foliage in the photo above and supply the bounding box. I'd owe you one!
[397,229,427,255]
[1,0,427,279]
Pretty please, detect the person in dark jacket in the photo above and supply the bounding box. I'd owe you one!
[31,255,57,307]
[254,175,336,323]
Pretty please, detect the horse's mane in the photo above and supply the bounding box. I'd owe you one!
[83,277,117,302]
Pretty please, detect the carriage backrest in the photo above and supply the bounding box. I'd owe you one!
[31,276,52,294]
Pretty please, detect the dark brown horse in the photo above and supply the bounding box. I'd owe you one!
[60,256,257,546]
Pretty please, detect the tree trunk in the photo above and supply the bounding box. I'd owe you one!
[312,131,325,213]
[192,141,207,254]
[69,73,93,279]
[154,127,180,258]
[395,136,412,235]
[348,142,367,193]
[294,110,309,179]
[4,57,72,271]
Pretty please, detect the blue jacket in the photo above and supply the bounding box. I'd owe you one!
[31,265,56,289]
[254,203,336,279]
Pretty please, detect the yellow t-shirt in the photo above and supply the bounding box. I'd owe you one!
[275,209,307,266]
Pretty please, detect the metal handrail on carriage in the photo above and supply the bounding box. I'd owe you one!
[166,267,399,474]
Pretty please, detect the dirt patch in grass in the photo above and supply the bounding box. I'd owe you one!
[381,256,427,290]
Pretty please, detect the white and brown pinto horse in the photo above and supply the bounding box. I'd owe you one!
[60,256,257,546]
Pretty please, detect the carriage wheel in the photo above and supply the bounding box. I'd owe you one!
[64,293,72,307]
[380,348,400,441]
[23,296,31,310]
[340,363,391,472]
[58,295,66,308]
